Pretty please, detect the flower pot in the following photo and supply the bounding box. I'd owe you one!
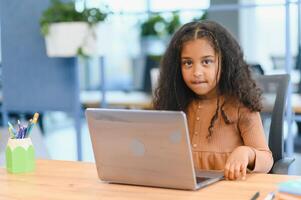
[45,22,98,57]
[140,36,170,56]
[6,138,35,173]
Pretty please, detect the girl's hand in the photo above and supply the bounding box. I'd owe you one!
[224,146,255,180]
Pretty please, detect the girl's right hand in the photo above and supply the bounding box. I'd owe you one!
[224,146,252,180]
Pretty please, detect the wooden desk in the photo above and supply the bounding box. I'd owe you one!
[0,160,299,200]
[80,91,301,114]
[80,90,152,109]
[292,93,301,114]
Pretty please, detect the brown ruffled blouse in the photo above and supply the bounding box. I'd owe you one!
[186,96,273,173]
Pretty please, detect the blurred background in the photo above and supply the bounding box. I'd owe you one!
[1,0,301,174]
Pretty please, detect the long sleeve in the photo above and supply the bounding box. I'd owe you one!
[238,107,274,173]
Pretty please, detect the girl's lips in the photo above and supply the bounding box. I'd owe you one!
[192,80,207,84]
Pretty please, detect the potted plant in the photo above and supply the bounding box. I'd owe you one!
[140,14,166,38]
[40,0,109,57]
[139,13,181,92]
[165,12,181,36]
[140,12,181,55]
[140,14,166,55]
[193,11,208,22]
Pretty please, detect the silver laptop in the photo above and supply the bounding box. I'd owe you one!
[86,108,224,190]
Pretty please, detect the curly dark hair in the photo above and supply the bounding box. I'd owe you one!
[153,20,262,138]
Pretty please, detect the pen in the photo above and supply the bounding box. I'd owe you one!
[263,192,275,200]
[250,191,260,200]
[32,113,39,124]
[17,120,21,130]
[26,113,39,137]
[17,127,22,139]
[18,128,22,139]
[23,127,27,138]
[20,127,25,139]
[8,127,15,139]
[17,120,25,138]
[8,122,17,137]
[25,119,32,137]
[26,120,34,137]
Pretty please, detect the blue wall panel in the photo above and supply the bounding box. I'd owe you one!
[0,0,79,112]
[0,0,83,160]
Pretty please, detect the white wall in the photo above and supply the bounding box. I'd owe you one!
[240,0,298,72]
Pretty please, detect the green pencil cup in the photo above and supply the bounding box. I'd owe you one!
[5,138,35,173]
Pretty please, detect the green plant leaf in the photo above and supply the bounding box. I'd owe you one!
[193,11,208,22]
[40,0,109,36]
[140,14,166,37]
[166,12,181,35]
[140,12,182,37]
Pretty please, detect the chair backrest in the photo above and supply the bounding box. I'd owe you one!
[143,56,160,93]
[270,56,296,70]
[249,64,264,75]
[150,67,159,95]
[255,74,290,162]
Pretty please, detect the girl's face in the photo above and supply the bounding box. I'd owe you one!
[181,38,220,99]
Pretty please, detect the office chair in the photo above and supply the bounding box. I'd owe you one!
[270,55,296,70]
[255,74,295,174]
[249,63,264,75]
[143,56,161,93]
[150,67,159,95]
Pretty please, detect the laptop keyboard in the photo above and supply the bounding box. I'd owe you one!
[196,176,211,183]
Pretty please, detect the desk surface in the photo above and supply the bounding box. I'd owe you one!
[80,90,152,109]
[0,160,299,200]
[80,90,301,114]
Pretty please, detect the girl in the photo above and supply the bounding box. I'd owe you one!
[153,20,273,180]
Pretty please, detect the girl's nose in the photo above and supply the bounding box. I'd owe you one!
[193,65,203,77]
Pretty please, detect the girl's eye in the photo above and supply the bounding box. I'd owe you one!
[182,60,193,68]
[202,59,213,65]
